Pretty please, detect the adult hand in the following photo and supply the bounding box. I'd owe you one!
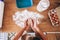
[13,19,30,40]
[30,18,47,40]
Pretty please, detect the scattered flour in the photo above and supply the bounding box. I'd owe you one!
[13,10,44,28]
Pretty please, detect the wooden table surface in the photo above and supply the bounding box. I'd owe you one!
[0,0,60,40]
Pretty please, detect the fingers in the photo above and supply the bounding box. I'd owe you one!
[13,19,29,40]
[30,19,47,40]
[33,18,37,27]
[24,19,28,28]
[24,19,32,31]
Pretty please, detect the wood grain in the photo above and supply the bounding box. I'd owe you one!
[0,0,60,40]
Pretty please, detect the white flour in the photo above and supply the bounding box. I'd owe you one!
[13,10,44,28]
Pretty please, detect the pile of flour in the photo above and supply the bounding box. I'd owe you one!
[13,10,44,28]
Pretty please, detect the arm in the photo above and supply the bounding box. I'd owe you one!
[13,26,28,40]
[31,19,47,40]
[13,20,29,40]
[31,26,47,40]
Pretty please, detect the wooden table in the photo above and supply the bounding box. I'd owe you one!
[0,0,60,40]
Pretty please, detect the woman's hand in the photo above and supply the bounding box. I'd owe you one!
[13,19,30,40]
[30,19,47,40]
